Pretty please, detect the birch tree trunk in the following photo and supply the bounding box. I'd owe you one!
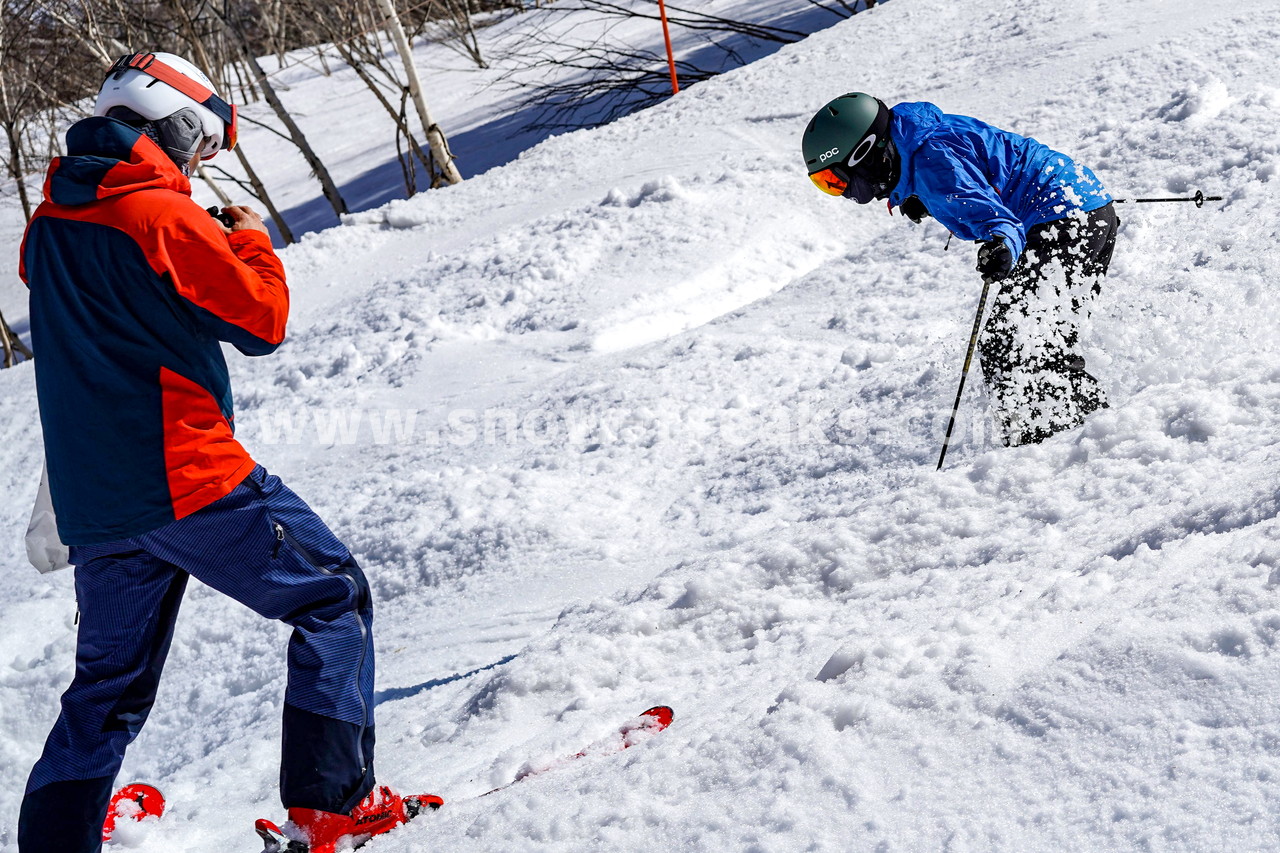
[243,50,348,215]
[218,10,349,217]
[2,121,32,221]
[196,162,234,207]
[1,309,34,367]
[333,42,434,181]
[375,0,463,186]
[0,10,34,222]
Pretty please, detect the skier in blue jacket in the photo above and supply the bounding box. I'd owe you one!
[803,93,1119,446]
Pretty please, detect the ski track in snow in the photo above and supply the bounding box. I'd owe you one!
[3,0,1280,849]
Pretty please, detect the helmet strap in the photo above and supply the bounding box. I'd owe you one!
[881,137,900,196]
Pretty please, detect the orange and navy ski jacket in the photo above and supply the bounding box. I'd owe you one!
[21,117,288,545]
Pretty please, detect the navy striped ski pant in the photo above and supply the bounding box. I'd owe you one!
[18,465,375,853]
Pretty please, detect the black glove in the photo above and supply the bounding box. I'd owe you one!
[976,236,1015,282]
[900,196,930,224]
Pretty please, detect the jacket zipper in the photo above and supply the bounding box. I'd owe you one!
[272,520,371,775]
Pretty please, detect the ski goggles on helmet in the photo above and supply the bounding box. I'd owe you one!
[808,163,882,203]
[808,132,883,204]
[109,53,238,159]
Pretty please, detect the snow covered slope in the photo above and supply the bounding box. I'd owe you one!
[4,0,1280,850]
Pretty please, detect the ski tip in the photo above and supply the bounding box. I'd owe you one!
[254,818,289,852]
[255,817,284,835]
[641,706,674,728]
[102,783,165,842]
[404,793,444,818]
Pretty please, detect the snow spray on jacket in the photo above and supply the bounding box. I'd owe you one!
[21,117,288,545]
[887,102,1111,259]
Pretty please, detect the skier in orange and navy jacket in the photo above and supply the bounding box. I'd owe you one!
[17,53,415,853]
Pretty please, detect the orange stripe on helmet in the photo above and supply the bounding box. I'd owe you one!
[125,53,215,103]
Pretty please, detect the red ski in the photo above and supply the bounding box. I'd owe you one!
[252,705,673,849]
[488,705,675,794]
[102,783,165,842]
[104,706,672,851]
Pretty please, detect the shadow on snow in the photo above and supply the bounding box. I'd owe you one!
[374,653,519,707]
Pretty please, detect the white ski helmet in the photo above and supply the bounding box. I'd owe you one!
[95,52,238,164]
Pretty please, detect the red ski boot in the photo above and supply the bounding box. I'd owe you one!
[255,786,443,853]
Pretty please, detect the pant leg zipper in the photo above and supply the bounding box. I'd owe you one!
[273,519,371,776]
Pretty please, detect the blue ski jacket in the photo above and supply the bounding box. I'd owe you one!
[886,102,1111,260]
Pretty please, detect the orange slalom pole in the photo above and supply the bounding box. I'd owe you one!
[657,0,679,94]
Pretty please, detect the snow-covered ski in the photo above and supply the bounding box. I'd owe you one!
[485,705,675,795]
[252,705,673,850]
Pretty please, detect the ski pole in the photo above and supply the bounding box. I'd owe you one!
[936,277,993,471]
[1112,189,1222,208]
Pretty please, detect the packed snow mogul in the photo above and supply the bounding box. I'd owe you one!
[18,53,431,853]
[803,93,1119,446]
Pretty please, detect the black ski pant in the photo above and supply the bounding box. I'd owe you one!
[978,203,1119,446]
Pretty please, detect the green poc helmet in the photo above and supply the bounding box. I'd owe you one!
[802,92,898,203]
[802,92,884,175]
